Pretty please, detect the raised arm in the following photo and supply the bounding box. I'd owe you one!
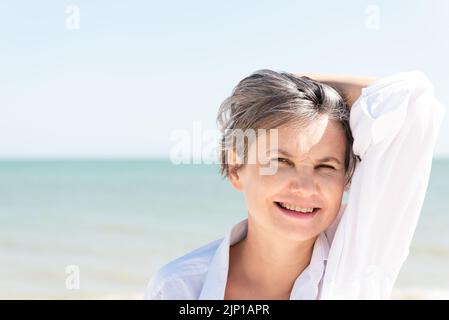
[308,71,446,299]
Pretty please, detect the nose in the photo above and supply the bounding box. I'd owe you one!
[289,167,318,196]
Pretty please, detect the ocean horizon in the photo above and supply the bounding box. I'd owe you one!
[1,158,448,299]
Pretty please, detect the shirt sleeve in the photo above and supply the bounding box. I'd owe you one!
[143,274,164,300]
[320,71,446,299]
[144,268,197,300]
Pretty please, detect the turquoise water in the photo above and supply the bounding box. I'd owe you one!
[0,159,448,299]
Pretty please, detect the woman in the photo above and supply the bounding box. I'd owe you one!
[145,70,445,299]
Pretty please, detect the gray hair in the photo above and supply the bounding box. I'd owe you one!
[216,69,360,188]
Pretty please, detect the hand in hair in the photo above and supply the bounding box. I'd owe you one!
[294,73,377,108]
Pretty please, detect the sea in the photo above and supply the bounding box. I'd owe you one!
[0,159,448,299]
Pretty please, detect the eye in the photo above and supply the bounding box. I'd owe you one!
[272,157,293,166]
[316,164,336,170]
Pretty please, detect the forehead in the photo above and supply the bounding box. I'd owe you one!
[261,115,347,158]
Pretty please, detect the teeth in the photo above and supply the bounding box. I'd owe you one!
[279,202,314,213]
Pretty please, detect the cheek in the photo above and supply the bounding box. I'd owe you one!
[317,175,346,223]
[240,169,284,212]
[321,179,345,207]
[239,166,271,201]
[318,170,346,189]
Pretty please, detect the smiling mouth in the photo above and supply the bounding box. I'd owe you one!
[274,201,320,214]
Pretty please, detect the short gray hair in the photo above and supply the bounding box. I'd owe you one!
[216,69,360,188]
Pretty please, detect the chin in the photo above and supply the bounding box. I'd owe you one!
[271,217,322,242]
[285,228,321,242]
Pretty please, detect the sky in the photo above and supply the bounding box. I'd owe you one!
[1,0,448,159]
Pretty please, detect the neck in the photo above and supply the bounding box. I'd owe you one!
[229,218,317,298]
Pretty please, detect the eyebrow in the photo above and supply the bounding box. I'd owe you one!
[267,149,342,165]
[317,156,342,165]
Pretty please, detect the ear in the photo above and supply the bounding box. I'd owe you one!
[227,149,244,191]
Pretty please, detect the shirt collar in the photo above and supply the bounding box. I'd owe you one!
[289,231,330,299]
[198,218,330,300]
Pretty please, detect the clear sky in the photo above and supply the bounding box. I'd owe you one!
[1,0,448,159]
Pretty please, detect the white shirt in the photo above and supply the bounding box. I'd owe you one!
[145,71,446,300]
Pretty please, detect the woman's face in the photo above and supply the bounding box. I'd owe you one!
[229,115,347,242]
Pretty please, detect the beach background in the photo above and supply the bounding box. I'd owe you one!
[1,0,449,300]
[0,158,448,299]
